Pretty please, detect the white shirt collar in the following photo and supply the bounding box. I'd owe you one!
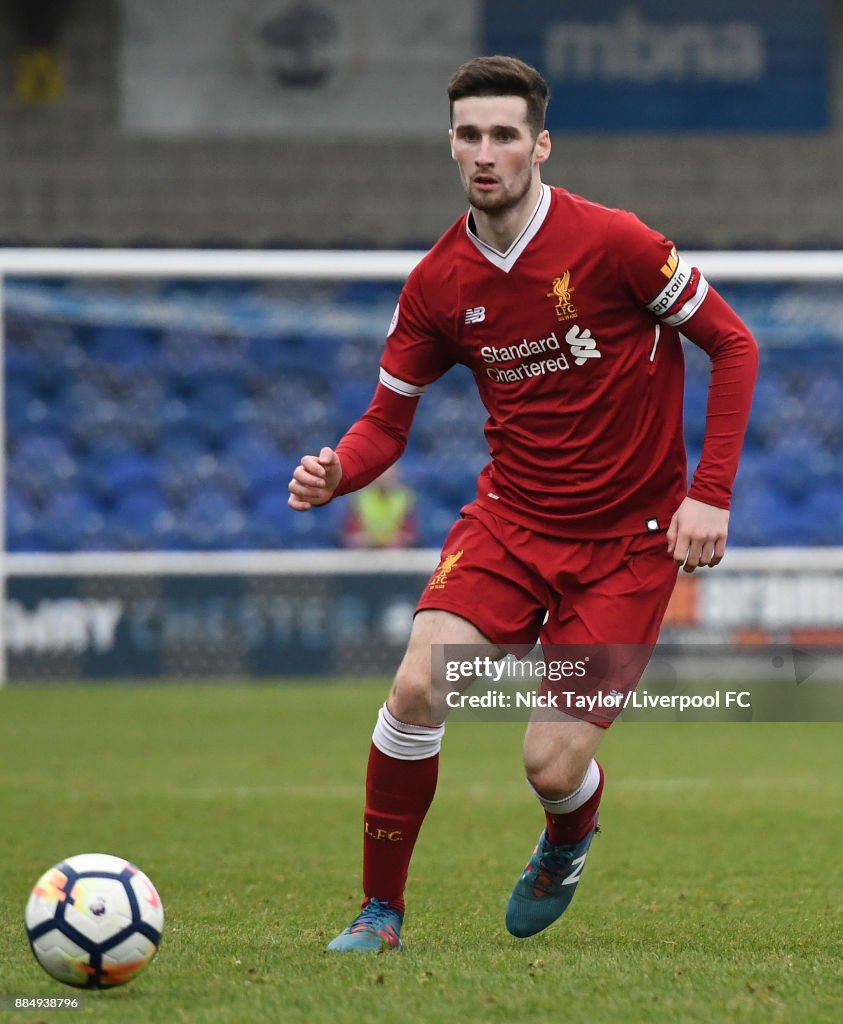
[465,184,551,273]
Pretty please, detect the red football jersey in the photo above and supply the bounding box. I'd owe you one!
[337,185,757,538]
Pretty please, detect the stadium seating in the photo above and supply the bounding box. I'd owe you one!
[40,488,107,551]
[4,278,841,551]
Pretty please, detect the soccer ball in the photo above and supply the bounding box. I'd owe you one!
[24,853,164,989]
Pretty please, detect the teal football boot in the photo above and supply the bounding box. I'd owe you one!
[506,821,598,938]
[326,898,404,952]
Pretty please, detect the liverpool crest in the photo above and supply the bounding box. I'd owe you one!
[547,271,578,322]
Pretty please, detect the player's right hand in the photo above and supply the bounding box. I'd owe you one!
[288,446,342,511]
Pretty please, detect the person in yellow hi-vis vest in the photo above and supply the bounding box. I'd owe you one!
[343,465,418,548]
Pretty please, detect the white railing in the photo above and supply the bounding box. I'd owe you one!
[5,546,843,577]
[2,248,843,280]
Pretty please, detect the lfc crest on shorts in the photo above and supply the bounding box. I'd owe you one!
[547,271,578,322]
[428,549,464,589]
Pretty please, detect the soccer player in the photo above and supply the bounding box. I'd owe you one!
[288,55,758,951]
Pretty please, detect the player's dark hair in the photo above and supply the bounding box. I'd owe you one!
[448,55,550,138]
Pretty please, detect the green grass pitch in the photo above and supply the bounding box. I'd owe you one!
[1,682,841,1024]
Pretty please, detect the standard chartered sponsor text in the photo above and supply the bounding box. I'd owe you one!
[481,331,570,383]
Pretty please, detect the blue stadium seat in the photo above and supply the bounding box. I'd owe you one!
[246,333,336,379]
[413,392,486,455]
[219,436,289,504]
[415,494,460,548]
[19,391,70,436]
[253,492,343,549]
[337,335,381,378]
[765,434,835,502]
[40,488,106,551]
[261,370,330,407]
[112,489,176,549]
[90,325,159,370]
[803,375,843,442]
[6,378,46,434]
[245,334,293,377]
[5,341,55,392]
[732,449,769,493]
[6,486,39,551]
[218,331,275,377]
[221,432,280,471]
[245,463,290,506]
[162,450,241,505]
[338,281,401,306]
[744,376,797,447]
[728,487,793,546]
[157,425,208,460]
[274,406,336,456]
[184,377,249,445]
[6,527,53,553]
[7,433,77,503]
[5,315,85,385]
[158,434,210,502]
[173,489,247,550]
[333,379,374,422]
[158,398,220,449]
[188,376,247,414]
[244,492,290,548]
[76,435,138,489]
[223,395,266,437]
[160,330,245,382]
[102,451,163,501]
[110,380,167,448]
[297,331,342,374]
[8,316,81,369]
[683,381,709,445]
[67,388,118,436]
[800,485,843,544]
[243,329,325,378]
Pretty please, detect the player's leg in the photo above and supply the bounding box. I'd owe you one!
[506,716,605,937]
[361,609,499,920]
[327,508,547,952]
[506,531,678,938]
[326,608,501,952]
[522,716,605,845]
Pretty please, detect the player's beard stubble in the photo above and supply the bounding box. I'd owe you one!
[462,160,535,216]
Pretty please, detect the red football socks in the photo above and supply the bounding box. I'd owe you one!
[544,760,605,847]
[361,742,439,913]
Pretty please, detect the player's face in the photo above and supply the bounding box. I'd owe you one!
[449,96,550,214]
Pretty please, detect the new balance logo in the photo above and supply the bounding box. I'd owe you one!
[562,852,588,886]
[564,325,601,366]
[465,306,486,324]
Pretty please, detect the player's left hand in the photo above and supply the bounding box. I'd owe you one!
[666,497,729,574]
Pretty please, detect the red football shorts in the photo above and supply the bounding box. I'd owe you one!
[417,504,680,725]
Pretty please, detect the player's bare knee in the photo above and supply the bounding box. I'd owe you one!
[524,759,588,800]
[387,666,435,726]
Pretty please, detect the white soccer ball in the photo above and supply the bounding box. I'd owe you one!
[24,853,164,989]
